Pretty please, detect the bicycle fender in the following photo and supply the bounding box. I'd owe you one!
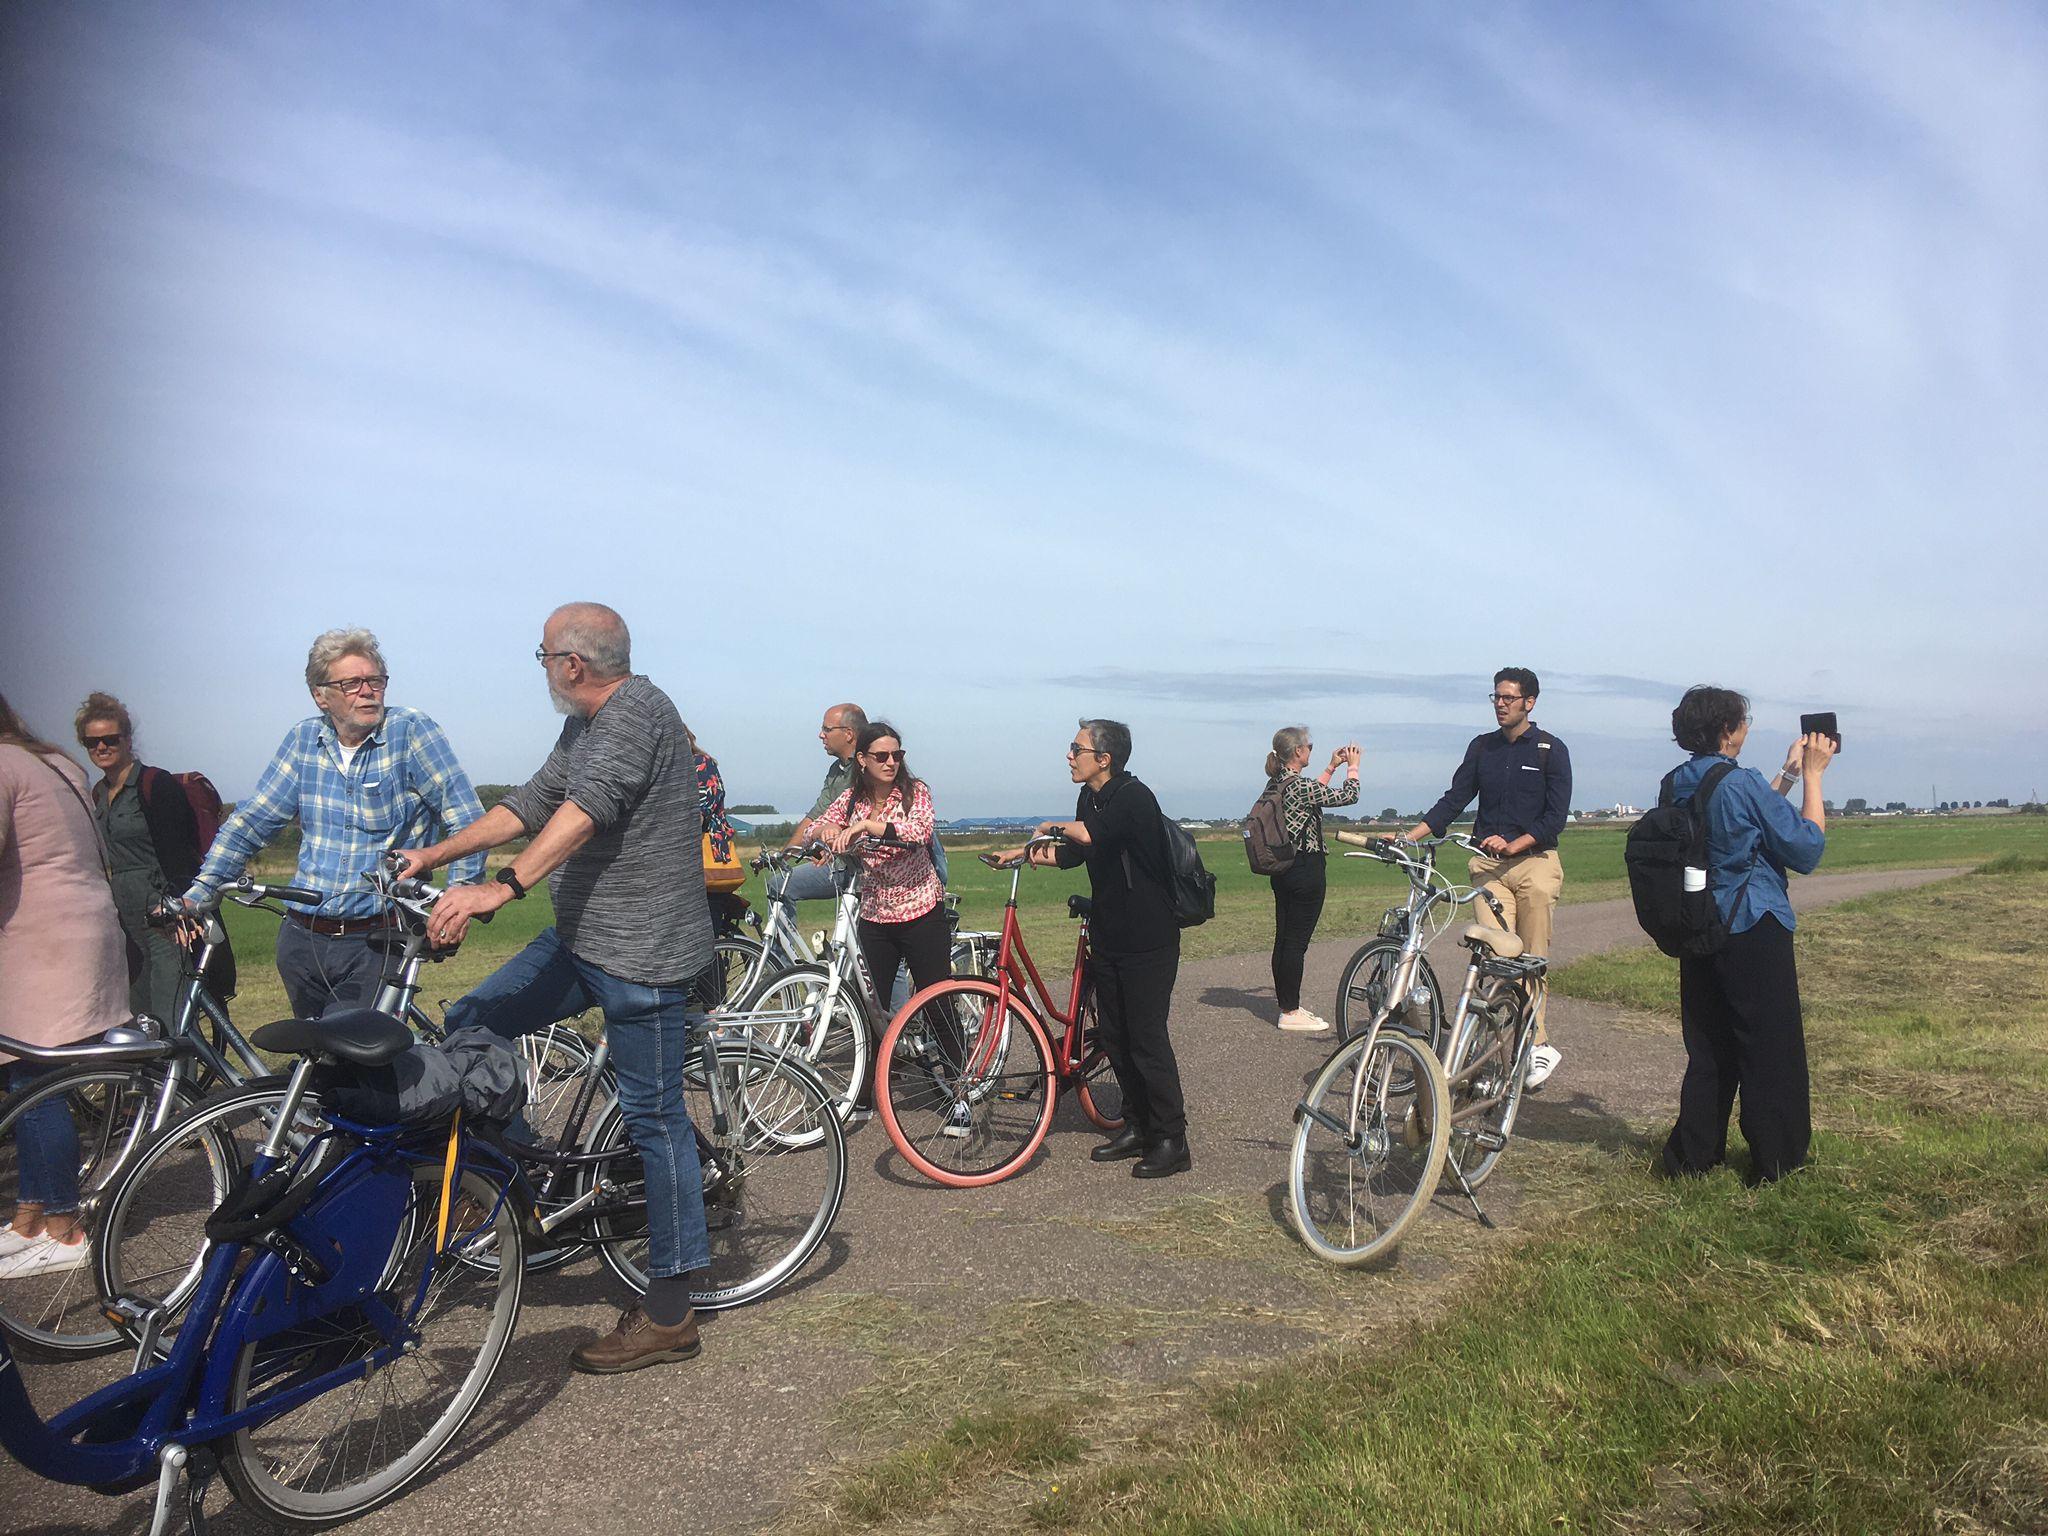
[194,1154,414,1420]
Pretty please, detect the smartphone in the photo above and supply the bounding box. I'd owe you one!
[1800,712,1842,753]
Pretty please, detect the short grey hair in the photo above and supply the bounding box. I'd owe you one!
[829,702,868,733]
[1077,717,1132,772]
[550,603,632,679]
[305,628,386,691]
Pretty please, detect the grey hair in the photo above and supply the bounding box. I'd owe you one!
[550,602,632,678]
[305,628,387,691]
[1266,725,1309,779]
[1077,717,1132,773]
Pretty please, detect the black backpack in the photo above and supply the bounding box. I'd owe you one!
[1160,818,1218,927]
[1242,780,1295,876]
[1624,761,1738,958]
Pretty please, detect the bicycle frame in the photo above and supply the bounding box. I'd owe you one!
[970,846,1094,1081]
[0,1058,514,1496]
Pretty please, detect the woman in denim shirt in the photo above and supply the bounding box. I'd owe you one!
[1660,686,1836,1183]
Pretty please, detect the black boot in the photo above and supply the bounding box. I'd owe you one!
[1134,1134,1191,1179]
[1090,1124,1146,1162]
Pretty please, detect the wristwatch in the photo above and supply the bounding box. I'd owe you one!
[495,867,528,900]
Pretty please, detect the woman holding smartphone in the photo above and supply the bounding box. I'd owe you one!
[1263,727,1362,1033]
[1659,687,1835,1184]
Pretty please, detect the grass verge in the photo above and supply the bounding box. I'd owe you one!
[796,862,2048,1534]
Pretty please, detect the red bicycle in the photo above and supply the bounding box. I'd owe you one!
[876,834,1124,1186]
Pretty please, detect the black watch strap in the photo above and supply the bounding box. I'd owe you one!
[495,867,527,900]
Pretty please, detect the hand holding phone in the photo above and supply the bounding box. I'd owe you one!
[1799,712,1841,754]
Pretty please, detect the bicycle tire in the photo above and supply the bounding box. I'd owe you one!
[218,1159,523,1527]
[737,962,871,1123]
[1288,1030,1450,1266]
[1444,988,1527,1191]
[585,1042,847,1309]
[95,1076,330,1348]
[498,1021,604,1274]
[0,1062,205,1356]
[1070,991,1125,1132]
[1334,938,1443,1045]
[876,979,1057,1188]
[703,936,766,1009]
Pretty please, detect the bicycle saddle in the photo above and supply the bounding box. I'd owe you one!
[253,1009,416,1065]
[1068,893,1093,920]
[1459,923,1524,959]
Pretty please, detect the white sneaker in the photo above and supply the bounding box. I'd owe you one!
[1525,1044,1562,1090]
[1277,1011,1330,1033]
[940,1102,973,1139]
[0,1226,41,1259]
[0,1232,88,1279]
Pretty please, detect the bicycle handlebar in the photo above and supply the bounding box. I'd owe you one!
[979,830,1066,870]
[148,877,327,926]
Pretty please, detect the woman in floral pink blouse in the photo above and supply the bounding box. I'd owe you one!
[816,721,958,1121]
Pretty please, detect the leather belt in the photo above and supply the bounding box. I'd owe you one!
[287,911,396,939]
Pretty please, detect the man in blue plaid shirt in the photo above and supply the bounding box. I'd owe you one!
[184,627,487,1017]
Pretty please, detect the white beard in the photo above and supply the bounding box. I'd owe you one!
[548,678,586,718]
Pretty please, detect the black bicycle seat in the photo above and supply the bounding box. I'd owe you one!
[1067,893,1093,920]
[253,1009,415,1066]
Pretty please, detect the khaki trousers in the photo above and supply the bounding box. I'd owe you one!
[1467,848,1563,1037]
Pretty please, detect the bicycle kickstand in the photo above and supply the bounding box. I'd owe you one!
[1442,1157,1496,1231]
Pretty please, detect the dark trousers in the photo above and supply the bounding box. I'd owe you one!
[1663,915,1811,1183]
[1093,943,1186,1142]
[274,920,386,1019]
[856,905,954,1108]
[1269,852,1327,1013]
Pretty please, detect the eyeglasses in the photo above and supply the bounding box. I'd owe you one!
[323,674,389,697]
[535,647,581,665]
[865,749,904,763]
[81,733,125,749]
[1066,743,1107,760]
[1487,693,1527,706]
[821,722,851,735]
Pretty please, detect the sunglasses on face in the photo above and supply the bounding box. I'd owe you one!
[1066,743,1106,759]
[82,734,125,749]
[865,749,904,764]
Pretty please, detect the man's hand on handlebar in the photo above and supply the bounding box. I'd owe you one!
[388,848,437,882]
[424,879,510,949]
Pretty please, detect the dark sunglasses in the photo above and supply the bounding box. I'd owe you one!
[82,733,126,749]
[864,749,904,763]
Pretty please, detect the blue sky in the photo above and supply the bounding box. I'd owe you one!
[3,1,2042,817]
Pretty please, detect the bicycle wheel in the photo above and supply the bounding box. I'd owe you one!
[218,1159,523,1527]
[586,1042,847,1309]
[1334,939,1442,1044]
[738,962,871,1122]
[0,1063,198,1355]
[877,980,1056,1188]
[702,936,765,1008]
[1444,987,1527,1191]
[1288,1030,1450,1266]
[96,1077,329,1348]
[1071,991,1125,1132]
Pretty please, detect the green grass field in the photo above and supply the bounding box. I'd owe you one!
[795,854,2048,1534]
[219,814,2048,1030]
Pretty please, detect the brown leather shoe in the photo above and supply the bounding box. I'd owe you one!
[569,1305,703,1375]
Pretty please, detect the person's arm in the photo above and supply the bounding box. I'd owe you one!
[1769,741,1804,797]
[1409,740,1479,842]
[886,781,936,845]
[1513,736,1573,854]
[814,788,856,852]
[425,799,600,944]
[407,714,490,885]
[185,731,304,901]
[1743,745,1830,874]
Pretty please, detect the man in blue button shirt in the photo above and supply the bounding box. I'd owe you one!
[184,628,487,1017]
[1406,668,1573,1088]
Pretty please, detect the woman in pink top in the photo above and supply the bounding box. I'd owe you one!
[815,721,955,1119]
[0,693,129,1278]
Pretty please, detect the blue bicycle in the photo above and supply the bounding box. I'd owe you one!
[0,1010,525,1532]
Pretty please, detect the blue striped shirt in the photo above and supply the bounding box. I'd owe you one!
[186,706,487,918]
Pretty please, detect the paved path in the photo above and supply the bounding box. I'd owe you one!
[8,867,1958,1535]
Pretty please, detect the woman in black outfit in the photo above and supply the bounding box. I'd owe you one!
[1264,726,1361,1033]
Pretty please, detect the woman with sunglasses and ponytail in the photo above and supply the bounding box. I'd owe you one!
[815,722,960,1127]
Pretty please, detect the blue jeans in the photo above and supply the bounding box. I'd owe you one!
[9,1063,81,1214]
[443,928,710,1278]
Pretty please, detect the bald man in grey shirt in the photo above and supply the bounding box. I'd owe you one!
[399,602,716,1375]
